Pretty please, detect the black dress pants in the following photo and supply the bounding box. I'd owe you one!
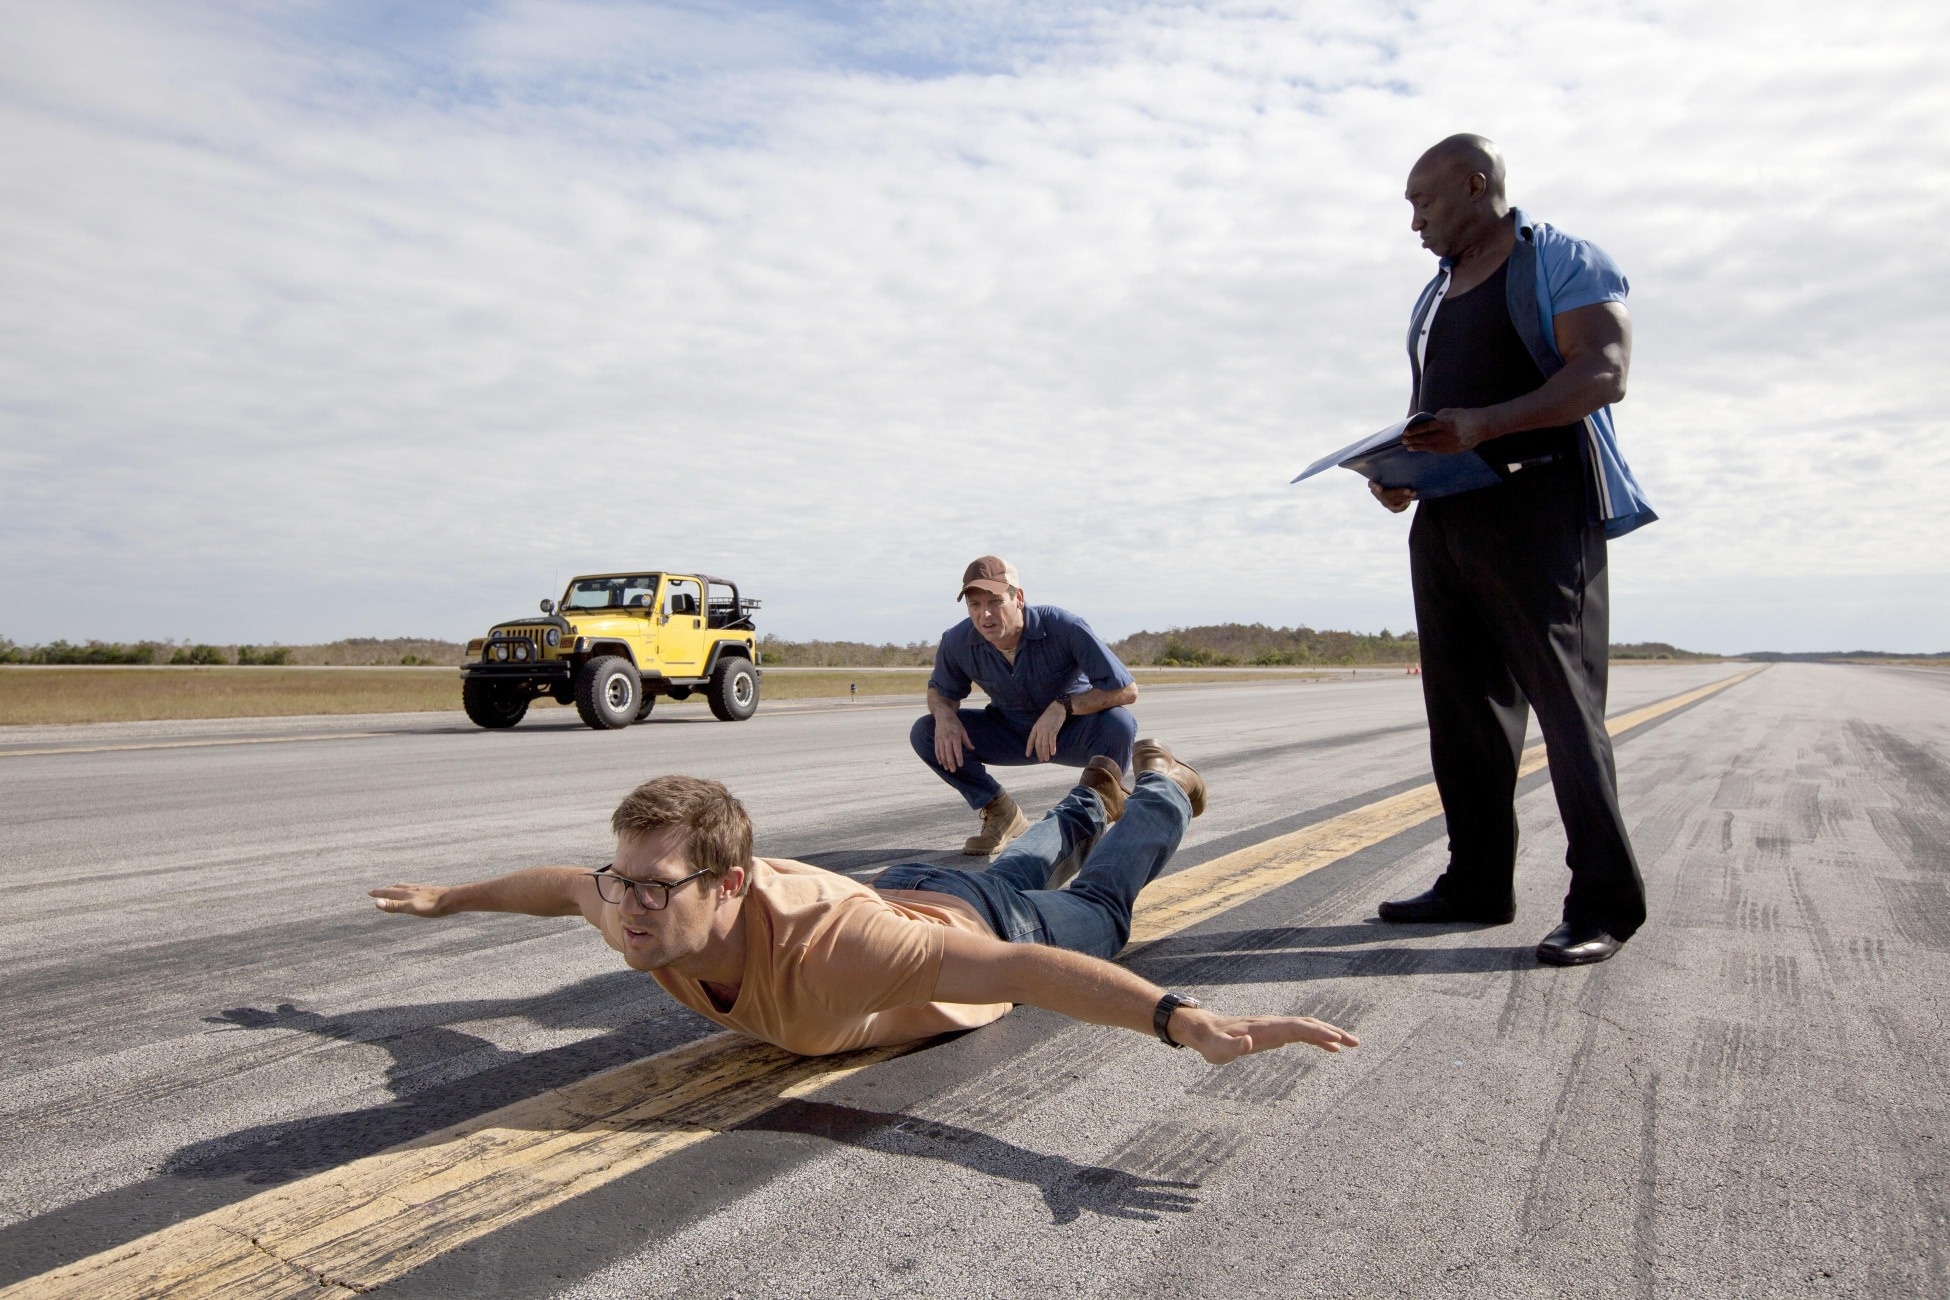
[1408,458,1647,939]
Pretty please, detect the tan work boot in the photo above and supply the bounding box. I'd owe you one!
[1077,755,1128,822]
[1132,738,1206,816]
[964,791,1030,856]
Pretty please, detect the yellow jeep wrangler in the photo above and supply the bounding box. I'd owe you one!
[460,572,761,730]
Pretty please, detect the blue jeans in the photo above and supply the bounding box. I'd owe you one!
[910,705,1139,810]
[874,771,1190,959]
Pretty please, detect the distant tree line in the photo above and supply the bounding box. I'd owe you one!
[1110,623,1422,666]
[0,637,457,666]
[1735,649,1948,662]
[1611,641,1713,661]
[756,636,937,667]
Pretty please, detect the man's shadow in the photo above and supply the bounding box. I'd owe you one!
[740,1099,1199,1224]
[172,989,1202,1225]
[173,972,713,1183]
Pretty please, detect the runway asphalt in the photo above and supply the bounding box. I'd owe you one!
[0,663,1944,1297]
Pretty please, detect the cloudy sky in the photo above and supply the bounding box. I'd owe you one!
[2,0,1945,653]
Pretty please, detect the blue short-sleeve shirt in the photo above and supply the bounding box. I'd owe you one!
[929,604,1134,724]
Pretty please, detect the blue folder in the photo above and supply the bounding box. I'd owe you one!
[1291,413,1503,499]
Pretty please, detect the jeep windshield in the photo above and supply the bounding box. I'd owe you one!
[561,575,661,610]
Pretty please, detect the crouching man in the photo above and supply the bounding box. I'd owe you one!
[915,556,1141,857]
[371,742,1357,1063]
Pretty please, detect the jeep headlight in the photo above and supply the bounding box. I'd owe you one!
[545,628,561,647]
[514,642,530,661]
[495,645,509,661]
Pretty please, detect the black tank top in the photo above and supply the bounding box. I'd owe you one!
[1417,257,1580,464]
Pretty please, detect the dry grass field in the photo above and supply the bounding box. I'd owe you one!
[0,666,1356,727]
[0,668,466,726]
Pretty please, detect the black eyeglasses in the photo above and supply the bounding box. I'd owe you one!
[589,865,713,910]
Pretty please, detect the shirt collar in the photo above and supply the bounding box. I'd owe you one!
[1019,604,1047,641]
[1439,209,1531,271]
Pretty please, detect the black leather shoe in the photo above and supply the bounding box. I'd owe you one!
[1376,888,1516,925]
[1535,921,1623,966]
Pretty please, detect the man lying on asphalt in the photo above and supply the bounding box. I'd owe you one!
[371,741,1357,1064]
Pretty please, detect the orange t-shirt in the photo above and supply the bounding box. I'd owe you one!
[647,857,1013,1056]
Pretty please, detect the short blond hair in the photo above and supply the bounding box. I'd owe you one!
[611,775,753,882]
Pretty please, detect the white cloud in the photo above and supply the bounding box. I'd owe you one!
[1,0,1945,652]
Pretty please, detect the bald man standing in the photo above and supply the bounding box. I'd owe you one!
[1370,135,1657,965]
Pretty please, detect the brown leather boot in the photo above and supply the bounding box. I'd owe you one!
[1077,755,1128,822]
[963,791,1030,856]
[1132,738,1206,816]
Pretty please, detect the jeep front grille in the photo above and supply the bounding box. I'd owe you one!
[486,626,559,662]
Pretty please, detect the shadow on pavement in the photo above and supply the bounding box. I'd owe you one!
[176,974,717,1182]
[0,974,716,1288]
[743,1099,1199,1224]
[1129,922,1535,986]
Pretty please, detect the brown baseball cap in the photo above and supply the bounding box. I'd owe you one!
[957,555,1020,600]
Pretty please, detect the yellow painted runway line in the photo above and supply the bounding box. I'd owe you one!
[0,732,394,758]
[5,1038,912,1299]
[3,666,1764,1299]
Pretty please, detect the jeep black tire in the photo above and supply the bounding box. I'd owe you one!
[463,678,529,730]
[634,692,656,723]
[706,657,759,722]
[575,656,641,730]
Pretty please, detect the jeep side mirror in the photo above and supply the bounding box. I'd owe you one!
[539,599,555,614]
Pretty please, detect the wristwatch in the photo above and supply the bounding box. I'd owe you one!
[1060,694,1076,718]
[1153,992,1201,1048]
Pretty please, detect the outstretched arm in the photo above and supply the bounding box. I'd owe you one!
[930,928,1357,1065]
[369,867,600,922]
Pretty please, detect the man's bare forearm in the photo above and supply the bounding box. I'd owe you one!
[1059,683,1138,716]
[927,687,966,722]
[935,929,1161,1034]
[392,867,588,918]
[931,929,1358,1064]
[1464,354,1625,441]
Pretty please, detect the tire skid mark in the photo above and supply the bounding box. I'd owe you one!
[925,1027,1121,1128]
[1100,1120,1248,1184]
[1717,952,1803,1007]
[1784,780,1824,842]
[1630,1071,1661,1300]
[1661,814,1739,923]
[1200,721,1428,773]
[1865,807,1950,874]
[1844,936,1890,980]
[1494,954,1532,1041]
[1849,722,1950,874]
[1875,878,1950,952]
[1516,1006,1605,1243]
[1187,1049,1316,1104]
[1681,1018,1785,1092]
